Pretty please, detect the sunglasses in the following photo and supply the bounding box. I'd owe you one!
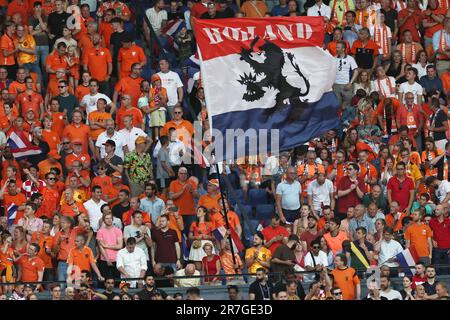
[174,111,182,114]
[312,246,320,249]
[58,85,66,88]
[333,292,342,295]
[62,142,70,145]
[47,177,56,181]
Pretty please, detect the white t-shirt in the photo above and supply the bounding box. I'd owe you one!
[335,55,358,85]
[145,7,168,34]
[380,289,403,300]
[83,199,107,232]
[371,77,397,98]
[378,239,403,267]
[157,71,183,106]
[306,179,334,211]
[304,251,329,268]
[118,127,147,152]
[398,81,423,104]
[168,139,185,166]
[437,180,450,204]
[95,130,128,159]
[80,93,112,117]
[276,180,302,210]
[307,3,331,19]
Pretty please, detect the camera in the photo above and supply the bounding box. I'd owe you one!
[169,206,178,212]
[136,231,141,237]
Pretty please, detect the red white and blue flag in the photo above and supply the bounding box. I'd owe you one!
[7,131,42,161]
[7,203,18,226]
[212,226,245,253]
[193,17,340,162]
[395,246,420,276]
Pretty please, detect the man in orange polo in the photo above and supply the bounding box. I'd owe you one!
[112,62,144,108]
[198,179,221,213]
[115,94,144,130]
[405,210,433,264]
[67,234,104,281]
[82,33,112,96]
[17,243,45,291]
[117,35,146,79]
[169,167,200,235]
[62,110,94,155]
[160,105,194,145]
[46,42,69,82]
[0,22,18,77]
[38,150,63,179]
[15,76,44,119]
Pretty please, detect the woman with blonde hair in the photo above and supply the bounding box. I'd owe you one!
[201,242,221,285]
[188,206,215,271]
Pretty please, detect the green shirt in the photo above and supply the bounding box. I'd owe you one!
[124,151,153,184]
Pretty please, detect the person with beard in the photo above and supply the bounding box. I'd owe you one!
[137,274,168,300]
[245,232,272,274]
[248,268,274,300]
[423,265,439,299]
[300,215,324,251]
[271,234,300,274]
[95,119,129,161]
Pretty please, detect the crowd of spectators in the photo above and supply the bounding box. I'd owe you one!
[0,0,448,301]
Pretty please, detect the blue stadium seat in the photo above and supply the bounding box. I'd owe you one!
[227,189,246,206]
[255,204,275,222]
[242,219,261,248]
[248,189,268,208]
[235,204,253,220]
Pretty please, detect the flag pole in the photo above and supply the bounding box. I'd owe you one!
[215,162,239,274]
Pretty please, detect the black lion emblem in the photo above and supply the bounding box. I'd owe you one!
[238,36,311,122]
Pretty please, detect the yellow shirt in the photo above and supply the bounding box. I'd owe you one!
[245,246,272,274]
[406,163,423,186]
[17,35,37,64]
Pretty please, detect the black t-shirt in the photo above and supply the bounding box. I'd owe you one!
[102,290,118,300]
[352,240,374,262]
[110,31,131,61]
[167,11,184,21]
[271,244,295,274]
[430,109,448,141]
[218,8,235,18]
[106,155,124,176]
[248,280,274,300]
[48,11,71,39]
[112,202,130,221]
[56,94,78,122]
[354,47,376,70]
[137,287,168,300]
[383,9,398,38]
[423,281,437,295]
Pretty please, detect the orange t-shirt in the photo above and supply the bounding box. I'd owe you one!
[39,186,61,219]
[169,179,197,216]
[440,72,450,93]
[59,202,88,218]
[9,81,27,97]
[82,47,112,82]
[62,123,91,154]
[100,22,114,48]
[91,175,113,192]
[117,45,146,79]
[88,111,111,140]
[53,229,78,261]
[323,231,349,255]
[46,111,65,138]
[7,0,30,23]
[65,153,91,169]
[75,84,90,103]
[115,106,143,130]
[46,52,69,81]
[18,255,45,282]
[42,129,60,152]
[405,223,432,257]
[209,210,240,231]
[103,184,130,207]
[67,246,96,272]
[331,267,360,300]
[385,212,407,232]
[114,76,144,108]
[15,91,43,117]
[122,210,152,226]
[3,192,27,225]
[0,34,16,66]
[161,120,195,143]
[198,193,221,212]
[31,232,54,268]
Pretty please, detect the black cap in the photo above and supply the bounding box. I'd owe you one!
[103,139,116,148]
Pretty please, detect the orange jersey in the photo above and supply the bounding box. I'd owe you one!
[46,111,66,138]
[91,175,113,192]
[37,159,63,180]
[75,84,90,103]
[198,193,221,213]
[114,76,144,107]
[405,223,432,257]
[30,232,54,268]
[18,255,45,282]
[161,120,195,143]
[88,110,112,140]
[67,246,96,272]
[117,44,146,79]
[115,107,143,130]
[62,123,91,154]
[82,47,112,81]
[46,52,69,81]
[0,34,16,66]
[42,129,60,152]
[169,179,198,216]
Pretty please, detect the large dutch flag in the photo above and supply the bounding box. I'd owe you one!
[7,131,42,161]
[193,17,340,162]
[212,226,245,253]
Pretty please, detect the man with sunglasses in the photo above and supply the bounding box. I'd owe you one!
[80,79,115,118]
[336,162,366,220]
[16,76,43,120]
[387,161,415,214]
[331,287,344,300]
[39,172,61,219]
[54,80,78,123]
[334,40,359,108]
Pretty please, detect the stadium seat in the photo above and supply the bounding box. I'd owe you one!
[255,204,275,222]
[248,189,268,207]
[242,219,261,248]
[235,204,253,220]
[227,189,246,206]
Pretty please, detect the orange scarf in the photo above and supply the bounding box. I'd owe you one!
[401,43,416,63]
[375,25,389,56]
[377,76,395,97]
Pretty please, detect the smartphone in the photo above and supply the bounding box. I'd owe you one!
[169,206,178,212]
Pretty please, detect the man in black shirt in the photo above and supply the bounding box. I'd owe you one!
[112,189,131,221]
[380,0,398,44]
[102,278,119,300]
[351,227,374,269]
[428,98,449,152]
[218,0,235,18]
[273,270,306,300]
[167,0,184,21]
[200,3,222,19]
[271,234,299,274]
[137,275,168,300]
[56,80,78,123]
[110,17,131,79]
[48,0,71,48]
[248,268,274,300]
